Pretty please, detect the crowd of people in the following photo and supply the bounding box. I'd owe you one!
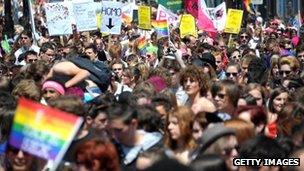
[0,1,304,171]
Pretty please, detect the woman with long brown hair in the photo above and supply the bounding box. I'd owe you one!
[164,106,197,165]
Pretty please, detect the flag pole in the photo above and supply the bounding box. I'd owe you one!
[28,0,37,44]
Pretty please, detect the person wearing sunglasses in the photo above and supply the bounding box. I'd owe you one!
[225,62,241,83]
[278,56,300,79]
[211,80,240,120]
[23,50,39,65]
[194,124,239,171]
[238,29,251,47]
[296,44,304,70]
[14,30,40,66]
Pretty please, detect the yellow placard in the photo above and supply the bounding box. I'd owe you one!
[138,6,151,30]
[179,14,197,38]
[224,9,244,34]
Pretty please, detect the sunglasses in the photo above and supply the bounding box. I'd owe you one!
[223,145,240,156]
[232,55,241,59]
[279,70,291,76]
[297,55,304,58]
[216,93,226,99]
[28,59,38,63]
[113,68,122,71]
[240,35,249,39]
[226,72,238,77]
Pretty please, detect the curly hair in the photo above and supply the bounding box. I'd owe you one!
[179,65,210,96]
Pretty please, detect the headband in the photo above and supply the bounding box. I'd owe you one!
[42,81,65,95]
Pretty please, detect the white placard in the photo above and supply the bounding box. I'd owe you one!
[100,1,123,35]
[45,2,73,36]
[73,1,97,31]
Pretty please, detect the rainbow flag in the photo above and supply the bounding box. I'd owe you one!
[137,36,147,50]
[152,20,169,37]
[9,98,83,169]
[243,0,254,14]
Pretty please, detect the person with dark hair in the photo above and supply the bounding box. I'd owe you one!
[211,80,240,120]
[190,154,228,171]
[238,135,287,171]
[266,88,289,138]
[20,50,38,65]
[247,57,269,86]
[106,103,162,170]
[179,65,216,114]
[136,105,162,133]
[39,42,56,63]
[41,77,66,104]
[25,60,50,85]
[84,44,99,62]
[14,30,40,65]
[237,93,257,106]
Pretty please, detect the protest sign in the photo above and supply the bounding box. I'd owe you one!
[179,14,197,38]
[224,9,243,34]
[45,2,73,36]
[100,1,123,34]
[73,1,97,31]
[122,3,134,24]
[9,98,83,170]
[157,0,183,13]
[208,2,227,31]
[156,4,179,26]
[138,6,151,30]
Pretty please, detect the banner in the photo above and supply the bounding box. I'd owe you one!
[138,6,151,30]
[9,98,83,170]
[197,0,216,36]
[179,14,197,38]
[209,2,227,31]
[157,0,183,13]
[45,2,73,36]
[156,4,179,26]
[224,9,244,34]
[73,1,97,31]
[185,0,198,18]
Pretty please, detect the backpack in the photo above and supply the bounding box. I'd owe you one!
[69,56,111,92]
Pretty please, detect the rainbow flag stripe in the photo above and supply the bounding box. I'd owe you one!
[138,36,147,50]
[152,20,169,36]
[9,98,83,161]
[243,0,253,13]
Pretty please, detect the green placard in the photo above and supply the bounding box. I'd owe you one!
[157,0,183,13]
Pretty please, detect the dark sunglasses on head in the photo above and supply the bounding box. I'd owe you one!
[226,72,238,77]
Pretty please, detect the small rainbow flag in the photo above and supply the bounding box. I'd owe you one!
[122,13,132,24]
[152,20,169,37]
[9,98,83,169]
[137,36,147,50]
[243,0,254,14]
